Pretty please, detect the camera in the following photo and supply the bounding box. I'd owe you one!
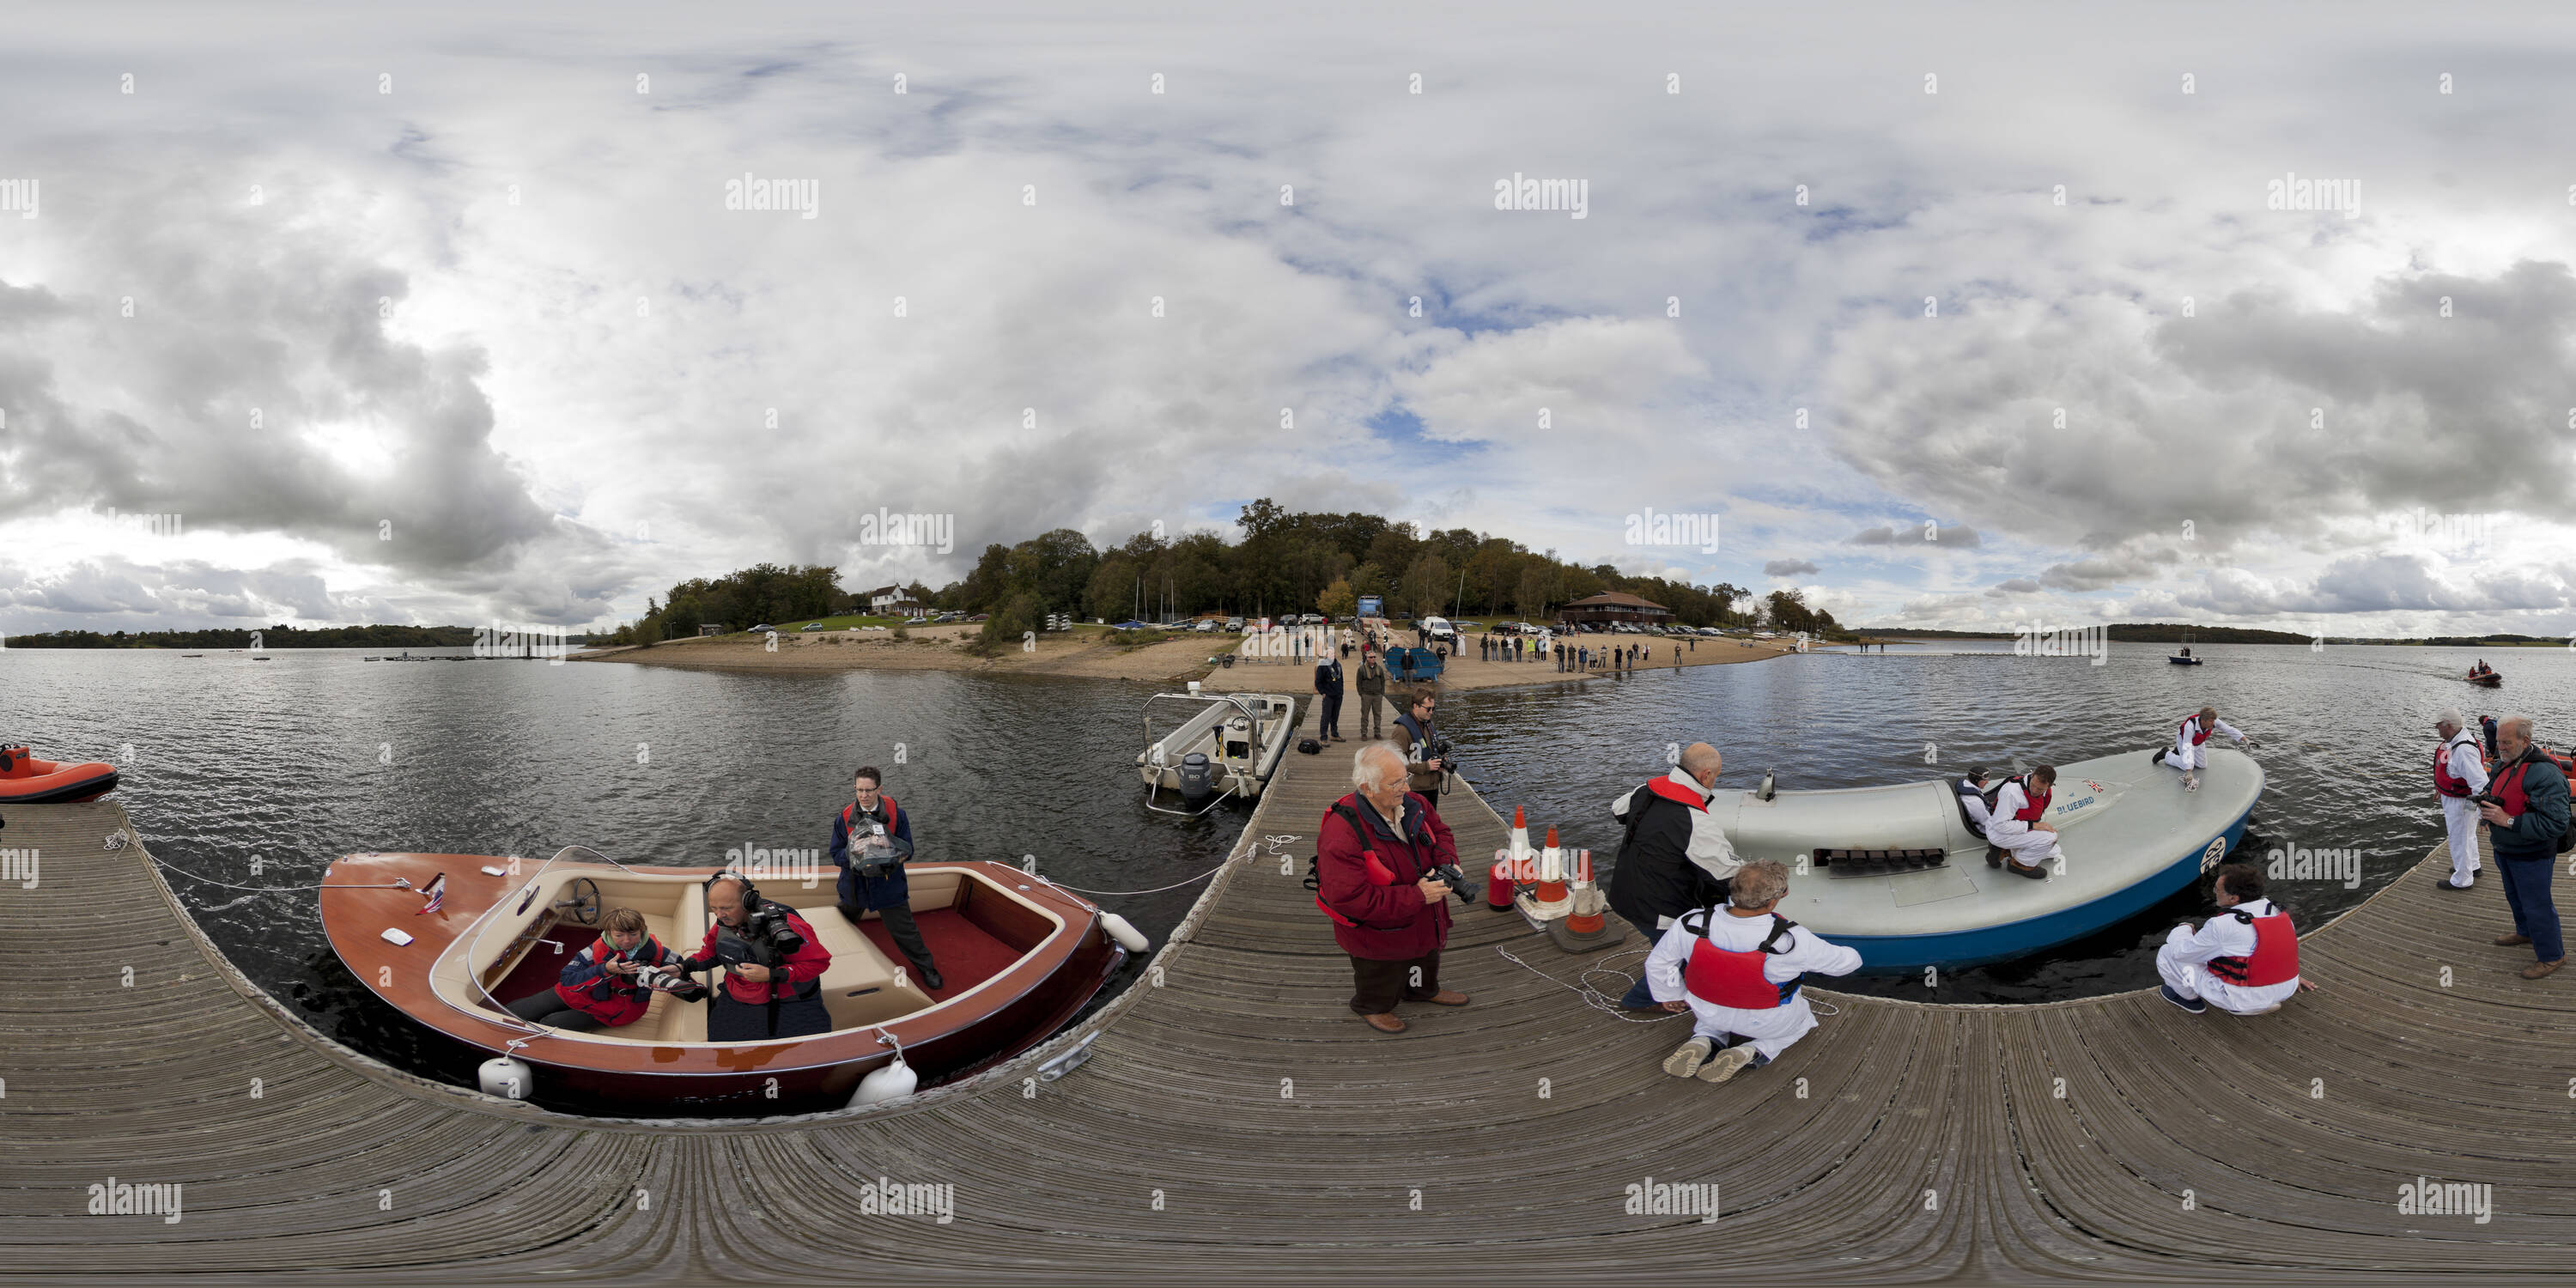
[854,822,900,875]
[634,963,707,1001]
[742,902,808,957]
[1427,861,1477,904]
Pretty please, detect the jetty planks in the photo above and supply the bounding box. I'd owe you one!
[0,702,2569,1283]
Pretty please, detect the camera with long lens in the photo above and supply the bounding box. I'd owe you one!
[633,963,707,1001]
[1426,860,1477,904]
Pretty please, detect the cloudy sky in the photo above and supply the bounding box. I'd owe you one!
[8,3,2576,636]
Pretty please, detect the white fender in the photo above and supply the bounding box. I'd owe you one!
[478,1056,534,1101]
[851,1052,918,1107]
[1099,912,1150,954]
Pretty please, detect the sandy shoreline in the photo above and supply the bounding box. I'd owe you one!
[575,624,1801,693]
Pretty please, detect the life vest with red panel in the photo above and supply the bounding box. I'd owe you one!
[2008,775,2052,823]
[2484,745,2576,854]
[2206,900,2298,987]
[1309,799,1405,927]
[841,794,902,839]
[2433,732,2481,799]
[1678,908,1802,1009]
[2179,714,2213,747]
[553,932,673,1026]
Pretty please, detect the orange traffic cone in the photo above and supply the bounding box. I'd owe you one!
[1486,848,1516,911]
[1534,826,1568,907]
[1564,848,1604,934]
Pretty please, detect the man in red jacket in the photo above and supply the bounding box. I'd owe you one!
[678,875,835,1041]
[1315,743,1471,1033]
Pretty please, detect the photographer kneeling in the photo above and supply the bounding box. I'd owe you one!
[1314,743,1473,1033]
[506,906,702,1032]
[678,875,835,1041]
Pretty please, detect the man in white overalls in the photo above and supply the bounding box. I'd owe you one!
[2431,708,2488,892]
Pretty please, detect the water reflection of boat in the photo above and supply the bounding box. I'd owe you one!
[1135,689,1296,815]
[1714,747,2263,971]
[319,848,1136,1114]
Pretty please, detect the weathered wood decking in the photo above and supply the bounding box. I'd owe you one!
[2,697,2570,1283]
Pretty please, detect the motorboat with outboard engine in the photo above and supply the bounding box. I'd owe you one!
[320,847,1142,1114]
[1135,689,1296,815]
[1712,747,2263,970]
[0,744,118,805]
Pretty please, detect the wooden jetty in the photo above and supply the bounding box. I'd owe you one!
[2,697,2570,1282]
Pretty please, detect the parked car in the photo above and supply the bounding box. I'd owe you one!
[800,622,826,631]
[1194,619,1217,633]
[1224,617,1244,631]
[748,623,776,634]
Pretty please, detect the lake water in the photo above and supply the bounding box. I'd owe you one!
[3,648,1235,1090]
[1452,639,2566,1002]
[6,639,2552,1084]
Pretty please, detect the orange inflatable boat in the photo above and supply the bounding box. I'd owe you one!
[0,745,119,804]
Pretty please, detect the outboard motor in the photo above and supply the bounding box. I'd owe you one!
[1177,752,1216,807]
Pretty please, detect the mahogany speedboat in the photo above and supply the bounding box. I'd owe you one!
[0,744,118,804]
[319,848,1137,1115]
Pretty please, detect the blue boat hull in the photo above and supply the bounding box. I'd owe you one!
[1829,800,2257,971]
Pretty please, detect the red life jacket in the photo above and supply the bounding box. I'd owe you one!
[2178,715,2213,747]
[1643,775,1711,811]
[2206,902,2298,987]
[2433,732,2481,799]
[841,794,901,841]
[2007,776,2052,823]
[1310,798,1406,927]
[2486,746,2576,821]
[1679,908,1801,1009]
[551,933,671,1026]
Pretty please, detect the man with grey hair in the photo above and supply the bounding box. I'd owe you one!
[1312,742,1469,1031]
[2476,714,2567,980]
[1607,742,1742,1008]
[2432,708,2488,892]
[1644,860,1862,1084]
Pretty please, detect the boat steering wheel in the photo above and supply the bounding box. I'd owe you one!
[556,876,603,927]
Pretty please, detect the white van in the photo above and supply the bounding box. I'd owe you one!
[1420,616,1457,644]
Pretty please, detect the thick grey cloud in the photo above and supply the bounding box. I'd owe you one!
[1764,558,1820,577]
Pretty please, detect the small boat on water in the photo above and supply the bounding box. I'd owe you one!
[0,744,119,804]
[2469,670,2501,688]
[1135,689,1296,815]
[1713,747,2263,970]
[2167,647,2202,665]
[319,848,1135,1114]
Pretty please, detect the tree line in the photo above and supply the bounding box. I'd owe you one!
[596,503,1848,648]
